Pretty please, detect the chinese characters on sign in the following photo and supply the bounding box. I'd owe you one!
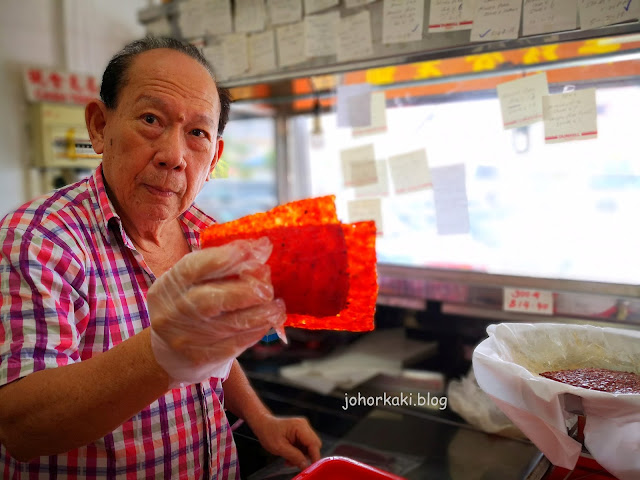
[24,67,99,105]
[503,288,554,315]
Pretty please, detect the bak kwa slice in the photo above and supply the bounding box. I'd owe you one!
[200,195,377,332]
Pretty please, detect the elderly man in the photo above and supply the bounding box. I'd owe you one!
[0,37,321,478]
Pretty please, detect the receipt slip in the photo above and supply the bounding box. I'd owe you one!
[522,0,578,36]
[579,0,640,30]
[428,0,474,32]
[497,73,549,129]
[471,0,523,42]
[543,88,598,143]
[388,149,432,194]
[341,144,378,187]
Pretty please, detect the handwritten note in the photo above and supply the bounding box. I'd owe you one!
[542,88,598,143]
[305,11,339,57]
[504,288,554,315]
[235,0,266,33]
[428,0,475,32]
[337,84,372,128]
[204,34,249,80]
[304,0,338,14]
[355,160,390,197]
[276,22,307,67]
[179,0,233,37]
[522,0,578,36]
[497,73,549,129]
[383,0,425,44]
[470,0,522,41]
[267,0,302,25]
[341,145,378,187]
[338,10,374,62]
[431,164,470,236]
[388,149,432,194]
[579,0,640,30]
[346,0,376,7]
[348,198,384,234]
[249,30,276,74]
[352,92,388,137]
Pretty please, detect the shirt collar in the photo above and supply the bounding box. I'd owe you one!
[90,164,215,249]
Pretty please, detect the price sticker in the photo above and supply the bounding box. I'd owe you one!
[503,288,554,315]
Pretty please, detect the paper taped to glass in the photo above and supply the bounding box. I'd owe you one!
[473,323,640,480]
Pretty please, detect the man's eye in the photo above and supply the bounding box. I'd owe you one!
[191,129,207,138]
[143,114,157,124]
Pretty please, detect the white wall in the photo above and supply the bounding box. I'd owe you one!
[0,0,146,217]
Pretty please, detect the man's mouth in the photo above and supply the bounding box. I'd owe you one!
[145,184,176,197]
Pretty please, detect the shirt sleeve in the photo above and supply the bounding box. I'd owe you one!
[0,225,87,386]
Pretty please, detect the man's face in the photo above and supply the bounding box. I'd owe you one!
[98,49,222,225]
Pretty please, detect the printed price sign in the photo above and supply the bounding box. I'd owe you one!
[503,288,554,315]
[23,68,99,104]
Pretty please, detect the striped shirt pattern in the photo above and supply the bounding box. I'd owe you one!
[0,166,239,479]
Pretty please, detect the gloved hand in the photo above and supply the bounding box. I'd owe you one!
[148,237,286,388]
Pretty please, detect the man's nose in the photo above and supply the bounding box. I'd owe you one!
[153,128,187,171]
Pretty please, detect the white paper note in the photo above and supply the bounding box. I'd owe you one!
[305,11,339,57]
[180,0,233,37]
[388,149,432,194]
[579,0,640,30]
[249,30,276,74]
[503,288,554,315]
[346,0,376,7]
[383,0,425,44]
[338,10,374,62]
[470,0,523,41]
[543,88,598,143]
[304,0,339,14]
[428,0,475,32]
[218,33,249,79]
[497,73,549,129]
[267,0,303,25]
[352,92,388,137]
[276,22,307,67]
[522,0,578,36]
[337,84,373,128]
[431,164,470,236]
[348,198,384,234]
[341,144,378,187]
[355,160,390,197]
[235,0,267,33]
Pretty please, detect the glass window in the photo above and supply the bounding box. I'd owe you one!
[300,74,640,285]
[196,117,278,223]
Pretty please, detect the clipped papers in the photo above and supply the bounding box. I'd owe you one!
[497,73,549,129]
[355,160,390,197]
[178,0,233,38]
[337,10,374,62]
[431,164,470,236]
[276,22,306,67]
[542,88,598,143]
[341,144,378,187]
[471,0,523,41]
[388,149,432,194]
[267,0,303,25]
[348,198,384,234]
[579,0,640,30]
[383,0,425,44]
[428,0,474,32]
[522,0,578,37]
[305,11,339,57]
[304,0,339,14]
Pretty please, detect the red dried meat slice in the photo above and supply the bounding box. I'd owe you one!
[200,196,377,332]
[540,368,640,394]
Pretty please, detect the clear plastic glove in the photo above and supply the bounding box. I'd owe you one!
[148,237,286,388]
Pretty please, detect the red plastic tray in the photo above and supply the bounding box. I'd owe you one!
[292,456,406,480]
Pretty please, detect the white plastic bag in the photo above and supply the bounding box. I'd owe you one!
[448,369,525,439]
[473,323,640,480]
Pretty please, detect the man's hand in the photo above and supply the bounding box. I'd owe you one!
[249,413,322,471]
[148,237,286,387]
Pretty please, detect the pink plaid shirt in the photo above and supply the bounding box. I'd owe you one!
[0,166,239,479]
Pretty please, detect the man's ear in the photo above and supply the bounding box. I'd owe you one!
[85,100,109,155]
[209,137,224,175]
